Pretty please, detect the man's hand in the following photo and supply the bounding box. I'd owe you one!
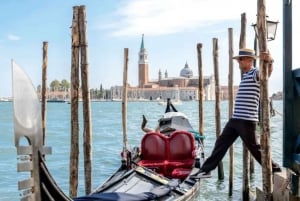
[259,51,274,77]
[259,51,274,64]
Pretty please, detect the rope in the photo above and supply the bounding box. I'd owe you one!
[269,98,283,117]
[189,130,206,140]
[274,109,283,116]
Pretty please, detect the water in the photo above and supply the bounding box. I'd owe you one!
[0,100,283,201]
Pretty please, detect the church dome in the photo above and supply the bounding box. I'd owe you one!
[180,62,193,78]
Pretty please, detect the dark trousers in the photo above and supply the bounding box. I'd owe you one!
[201,118,280,172]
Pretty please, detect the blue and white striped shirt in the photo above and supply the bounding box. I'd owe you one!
[232,68,260,122]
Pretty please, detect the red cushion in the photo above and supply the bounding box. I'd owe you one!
[167,159,194,168]
[139,131,196,178]
[139,132,167,175]
[141,132,167,160]
[168,131,195,160]
[165,159,194,177]
[166,131,195,178]
[138,160,166,174]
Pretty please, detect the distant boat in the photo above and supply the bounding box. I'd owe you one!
[47,98,67,103]
[0,97,12,102]
[111,98,122,102]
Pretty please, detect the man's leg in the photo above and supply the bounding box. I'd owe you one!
[200,119,239,172]
[238,120,281,172]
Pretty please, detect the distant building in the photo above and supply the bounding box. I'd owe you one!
[138,34,149,88]
[37,35,238,102]
[111,35,216,101]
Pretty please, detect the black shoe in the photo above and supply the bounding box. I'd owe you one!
[190,171,211,179]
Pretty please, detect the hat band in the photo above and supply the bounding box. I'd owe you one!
[239,50,255,57]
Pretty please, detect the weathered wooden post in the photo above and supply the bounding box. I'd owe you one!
[122,48,129,167]
[238,12,251,201]
[251,37,258,175]
[256,0,273,199]
[197,43,204,143]
[41,41,48,145]
[228,28,234,196]
[69,5,80,198]
[213,38,224,180]
[79,5,93,194]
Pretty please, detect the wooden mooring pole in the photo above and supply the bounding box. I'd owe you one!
[122,48,129,166]
[41,41,48,146]
[69,5,80,198]
[212,38,224,180]
[251,36,258,175]
[256,0,273,199]
[79,5,93,194]
[228,28,234,196]
[197,43,204,143]
[239,12,251,201]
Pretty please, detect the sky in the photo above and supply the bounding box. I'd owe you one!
[0,0,299,97]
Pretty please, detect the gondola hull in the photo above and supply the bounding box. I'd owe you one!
[12,62,205,201]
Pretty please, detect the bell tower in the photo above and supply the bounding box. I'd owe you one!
[138,34,149,88]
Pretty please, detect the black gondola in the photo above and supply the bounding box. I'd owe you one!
[12,61,206,201]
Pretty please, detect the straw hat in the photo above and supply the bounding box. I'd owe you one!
[233,48,257,60]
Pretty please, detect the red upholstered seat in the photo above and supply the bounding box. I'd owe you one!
[138,132,167,174]
[140,132,166,160]
[168,131,195,160]
[166,131,195,177]
[138,131,195,179]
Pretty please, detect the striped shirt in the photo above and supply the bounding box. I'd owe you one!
[232,68,260,121]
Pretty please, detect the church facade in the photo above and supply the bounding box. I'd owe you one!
[111,35,216,101]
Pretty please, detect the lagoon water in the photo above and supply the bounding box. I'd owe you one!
[0,100,283,201]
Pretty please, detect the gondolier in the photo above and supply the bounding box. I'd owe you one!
[192,48,281,179]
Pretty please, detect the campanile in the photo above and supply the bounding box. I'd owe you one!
[138,34,149,88]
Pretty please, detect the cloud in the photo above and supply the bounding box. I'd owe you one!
[104,0,270,37]
[8,34,21,41]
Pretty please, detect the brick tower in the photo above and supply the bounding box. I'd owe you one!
[138,34,149,88]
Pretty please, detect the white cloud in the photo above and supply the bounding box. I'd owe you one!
[105,0,281,37]
[8,34,21,41]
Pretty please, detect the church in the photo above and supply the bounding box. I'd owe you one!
[110,35,216,101]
